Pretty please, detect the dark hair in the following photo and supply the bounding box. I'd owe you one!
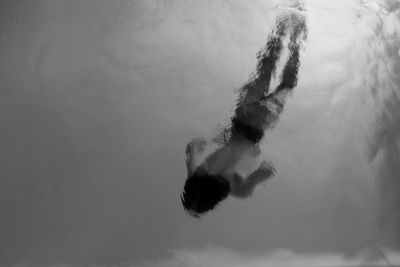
[181,170,231,217]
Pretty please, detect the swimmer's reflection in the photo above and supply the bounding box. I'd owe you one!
[181,6,307,217]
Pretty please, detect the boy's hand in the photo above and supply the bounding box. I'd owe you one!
[185,138,207,176]
[254,161,276,182]
[260,160,276,174]
[231,161,275,198]
[186,138,207,154]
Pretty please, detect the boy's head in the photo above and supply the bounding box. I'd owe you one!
[181,170,231,217]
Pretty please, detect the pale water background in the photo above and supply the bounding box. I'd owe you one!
[0,0,400,266]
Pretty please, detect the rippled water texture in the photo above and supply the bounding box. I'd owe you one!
[0,0,399,266]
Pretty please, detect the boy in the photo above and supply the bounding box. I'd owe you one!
[181,6,307,217]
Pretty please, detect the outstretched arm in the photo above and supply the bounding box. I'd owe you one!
[231,161,275,198]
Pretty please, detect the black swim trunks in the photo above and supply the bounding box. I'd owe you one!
[231,118,264,144]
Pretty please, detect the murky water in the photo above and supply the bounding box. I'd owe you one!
[0,0,399,266]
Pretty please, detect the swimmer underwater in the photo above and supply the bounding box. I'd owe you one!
[181,3,308,217]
